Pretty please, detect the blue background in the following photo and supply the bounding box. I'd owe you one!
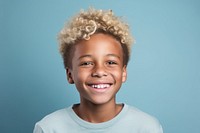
[1,0,200,133]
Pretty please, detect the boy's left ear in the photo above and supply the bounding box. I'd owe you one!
[122,65,127,82]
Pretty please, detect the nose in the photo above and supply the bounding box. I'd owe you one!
[91,64,108,78]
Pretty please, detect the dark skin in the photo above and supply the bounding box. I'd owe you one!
[66,33,127,123]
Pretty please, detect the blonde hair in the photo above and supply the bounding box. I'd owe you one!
[58,8,134,68]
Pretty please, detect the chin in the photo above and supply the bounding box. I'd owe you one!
[88,97,115,105]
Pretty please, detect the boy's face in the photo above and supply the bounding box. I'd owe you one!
[67,33,127,105]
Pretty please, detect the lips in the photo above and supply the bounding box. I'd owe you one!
[87,82,113,91]
[90,84,111,89]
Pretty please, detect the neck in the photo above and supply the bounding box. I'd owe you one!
[73,100,123,123]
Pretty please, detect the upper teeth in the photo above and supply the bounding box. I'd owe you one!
[91,84,110,89]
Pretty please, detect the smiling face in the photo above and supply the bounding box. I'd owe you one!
[67,33,127,105]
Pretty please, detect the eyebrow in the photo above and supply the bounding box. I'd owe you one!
[78,54,120,60]
[106,54,121,59]
[78,55,92,60]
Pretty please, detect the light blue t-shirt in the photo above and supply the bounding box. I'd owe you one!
[33,104,163,133]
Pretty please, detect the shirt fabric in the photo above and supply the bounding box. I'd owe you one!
[33,104,163,133]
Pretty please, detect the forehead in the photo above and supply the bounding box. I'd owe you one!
[74,33,123,57]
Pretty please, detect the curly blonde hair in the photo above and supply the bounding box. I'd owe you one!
[58,8,134,68]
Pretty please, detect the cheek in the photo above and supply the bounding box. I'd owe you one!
[110,70,124,81]
[74,69,90,81]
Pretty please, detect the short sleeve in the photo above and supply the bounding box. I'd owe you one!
[149,121,163,133]
[33,123,44,133]
[158,124,163,133]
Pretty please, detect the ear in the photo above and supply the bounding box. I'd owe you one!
[122,65,127,83]
[66,68,74,84]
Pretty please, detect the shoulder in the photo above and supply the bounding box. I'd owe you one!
[33,107,72,133]
[124,104,163,133]
[39,108,68,124]
[127,105,159,122]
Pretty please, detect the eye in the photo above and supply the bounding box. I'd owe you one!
[80,61,93,66]
[106,61,117,65]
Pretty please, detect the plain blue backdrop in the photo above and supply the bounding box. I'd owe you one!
[0,0,200,133]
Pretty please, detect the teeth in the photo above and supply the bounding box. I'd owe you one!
[91,84,110,89]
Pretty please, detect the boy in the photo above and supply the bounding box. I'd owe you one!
[33,8,163,133]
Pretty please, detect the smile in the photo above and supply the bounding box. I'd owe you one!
[88,83,112,90]
[91,84,110,89]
